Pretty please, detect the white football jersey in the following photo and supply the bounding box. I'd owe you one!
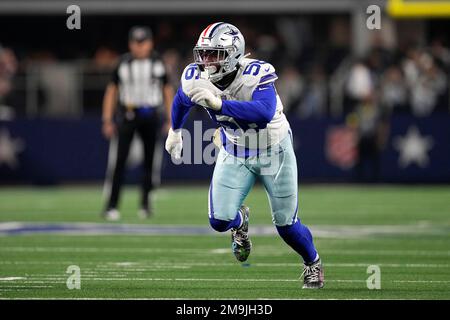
[181,58,290,149]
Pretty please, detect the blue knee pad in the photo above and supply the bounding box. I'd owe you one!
[276,220,318,263]
[209,213,241,232]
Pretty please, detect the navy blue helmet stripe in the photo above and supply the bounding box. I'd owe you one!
[208,22,225,37]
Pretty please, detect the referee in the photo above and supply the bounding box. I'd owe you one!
[101,26,173,220]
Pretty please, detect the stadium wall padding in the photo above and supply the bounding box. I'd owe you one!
[1,114,449,184]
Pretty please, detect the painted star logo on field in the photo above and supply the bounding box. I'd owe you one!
[0,129,25,169]
[393,126,433,168]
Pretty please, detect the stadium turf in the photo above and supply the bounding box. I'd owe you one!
[0,185,449,299]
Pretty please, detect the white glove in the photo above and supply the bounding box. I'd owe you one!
[188,87,222,111]
[165,128,182,160]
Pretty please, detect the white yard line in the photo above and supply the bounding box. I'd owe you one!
[0,277,27,281]
[5,277,450,284]
[1,261,449,268]
[96,262,450,268]
[0,285,53,288]
[0,297,414,300]
[0,222,448,237]
[1,246,449,257]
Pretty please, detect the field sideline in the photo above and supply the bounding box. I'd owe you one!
[0,185,449,299]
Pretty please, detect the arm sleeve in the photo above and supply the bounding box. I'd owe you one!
[220,82,277,123]
[171,86,195,129]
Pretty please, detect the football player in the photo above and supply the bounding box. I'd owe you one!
[165,22,324,289]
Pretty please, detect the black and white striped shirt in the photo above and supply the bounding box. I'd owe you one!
[112,52,168,108]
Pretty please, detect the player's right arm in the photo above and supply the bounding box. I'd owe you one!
[165,64,197,159]
[171,87,195,129]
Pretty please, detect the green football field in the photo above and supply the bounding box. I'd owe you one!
[0,185,449,299]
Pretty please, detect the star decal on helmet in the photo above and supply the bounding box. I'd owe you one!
[224,26,239,36]
[224,27,240,45]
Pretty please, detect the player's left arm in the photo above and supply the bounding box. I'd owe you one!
[189,61,278,123]
[188,83,277,123]
[220,83,277,123]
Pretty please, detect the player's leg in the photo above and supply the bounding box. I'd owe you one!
[259,135,324,288]
[136,114,160,217]
[103,119,135,219]
[209,147,256,261]
[209,148,256,230]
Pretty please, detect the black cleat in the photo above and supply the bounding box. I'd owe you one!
[231,205,252,262]
[301,258,324,289]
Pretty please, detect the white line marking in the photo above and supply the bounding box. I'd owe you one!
[0,297,416,300]
[1,261,449,268]
[97,262,450,268]
[1,222,448,237]
[1,246,449,257]
[210,248,229,254]
[0,285,53,288]
[114,262,138,267]
[0,277,26,281]
[9,277,450,284]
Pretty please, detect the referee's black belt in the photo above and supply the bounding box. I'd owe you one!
[122,104,159,120]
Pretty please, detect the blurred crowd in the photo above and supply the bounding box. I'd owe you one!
[0,16,449,120]
[0,44,18,119]
[346,39,450,118]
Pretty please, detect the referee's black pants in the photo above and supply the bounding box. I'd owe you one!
[105,110,161,210]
